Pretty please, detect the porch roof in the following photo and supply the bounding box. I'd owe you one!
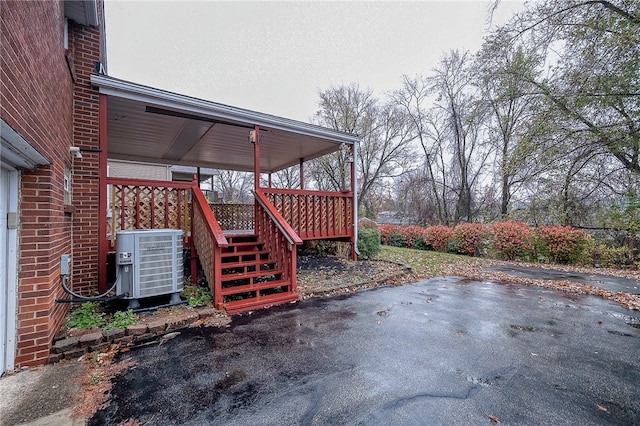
[91,75,360,173]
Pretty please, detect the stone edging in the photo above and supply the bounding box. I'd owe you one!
[49,307,225,364]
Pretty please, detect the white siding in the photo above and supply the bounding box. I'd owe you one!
[108,160,171,181]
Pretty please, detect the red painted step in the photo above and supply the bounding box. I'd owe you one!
[220,279,290,296]
[223,291,298,315]
[218,234,296,314]
[221,268,283,284]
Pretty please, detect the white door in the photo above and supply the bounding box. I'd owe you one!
[0,166,17,374]
[0,167,9,372]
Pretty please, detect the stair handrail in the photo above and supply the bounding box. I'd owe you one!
[193,184,228,248]
[253,190,302,247]
[192,182,228,310]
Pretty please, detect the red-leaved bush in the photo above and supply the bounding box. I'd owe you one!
[449,223,490,256]
[422,225,455,252]
[398,225,426,249]
[358,219,379,229]
[376,221,593,266]
[378,224,401,246]
[534,225,591,264]
[489,221,534,261]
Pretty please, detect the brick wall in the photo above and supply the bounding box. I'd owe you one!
[0,0,104,367]
[69,17,103,296]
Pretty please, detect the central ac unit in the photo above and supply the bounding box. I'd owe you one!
[115,229,184,308]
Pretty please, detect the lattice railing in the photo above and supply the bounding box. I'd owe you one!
[209,203,254,231]
[254,191,302,294]
[262,188,354,240]
[192,187,228,308]
[106,177,192,248]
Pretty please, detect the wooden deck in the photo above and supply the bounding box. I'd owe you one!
[103,177,354,313]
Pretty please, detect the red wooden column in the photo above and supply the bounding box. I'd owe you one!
[98,94,108,292]
[253,125,261,236]
[299,158,304,190]
[350,144,357,260]
[350,146,355,193]
[252,125,261,190]
[189,175,198,283]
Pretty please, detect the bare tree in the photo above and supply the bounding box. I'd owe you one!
[475,31,548,218]
[261,166,300,189]
[392,75,447,224]
[310,83,416,218]
[428,50,492,223]
[214,170,253,203]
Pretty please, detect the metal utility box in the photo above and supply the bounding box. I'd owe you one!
[115,229,184,308]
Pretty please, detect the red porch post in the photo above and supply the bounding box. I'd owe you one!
[350,144,357,260]
[252,125,260,190]
[299,158,304,190]
[190,174,199,284]
[98,94,108,292]
[253,125,261,236]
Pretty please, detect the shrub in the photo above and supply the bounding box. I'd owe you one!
[388,233,407,247]
[358,218,378,229]
[397,225,427,249]
[534,225,591,264]
[378,224,408,247]
[489,220,534,261]
[589,243,638,268]
[448,223,490,256]
[422,225,455,252]
[378,224,401,245]
[357,227,381,259]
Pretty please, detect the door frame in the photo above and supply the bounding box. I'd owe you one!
[1,165,18,374]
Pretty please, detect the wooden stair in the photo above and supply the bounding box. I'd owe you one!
[220,234,297,314]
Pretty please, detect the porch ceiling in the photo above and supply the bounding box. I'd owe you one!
[91,75,359,173]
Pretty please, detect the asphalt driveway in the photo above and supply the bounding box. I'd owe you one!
[90,278,640,425]
[487,265,640,294]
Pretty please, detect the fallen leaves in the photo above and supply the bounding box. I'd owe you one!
[301,249,640,313]
[298,256,412,299]
[72,344,137,421]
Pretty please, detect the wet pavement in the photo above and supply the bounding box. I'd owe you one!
[487,265,640,294]
[90,277,640,425]
[0,360,85,425]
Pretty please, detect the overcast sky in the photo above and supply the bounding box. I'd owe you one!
[104,1,526,123]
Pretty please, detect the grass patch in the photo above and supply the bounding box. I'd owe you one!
[374,246,485,278]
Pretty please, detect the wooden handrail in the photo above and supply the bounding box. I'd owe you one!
[193,184,228,248]
[261,187,353,198]
[106,176,194,189]
[254,190,302,246]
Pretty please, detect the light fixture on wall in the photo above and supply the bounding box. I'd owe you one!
[69,146,82,159]
[248,130,258,144]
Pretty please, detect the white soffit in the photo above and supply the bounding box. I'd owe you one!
[0,120,49,170]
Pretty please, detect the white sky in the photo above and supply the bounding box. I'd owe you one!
[104,1,526,123]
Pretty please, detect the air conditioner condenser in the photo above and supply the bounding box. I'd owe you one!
[115,229,184,309]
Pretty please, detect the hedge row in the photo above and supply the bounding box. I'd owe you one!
[378,221,600,265]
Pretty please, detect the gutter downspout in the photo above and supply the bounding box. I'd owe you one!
[352,140,359,259]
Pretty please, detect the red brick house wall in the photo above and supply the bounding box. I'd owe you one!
[69,17,104,296]
[0,0,104,367]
